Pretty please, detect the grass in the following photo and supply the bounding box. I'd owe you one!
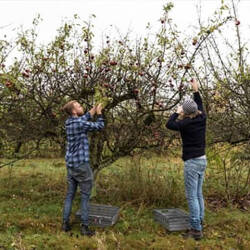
[0,157,249,249]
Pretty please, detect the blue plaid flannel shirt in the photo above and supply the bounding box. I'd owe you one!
[65,112,105,168]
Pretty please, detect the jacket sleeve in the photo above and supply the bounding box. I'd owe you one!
[79,112,91,121]
[193,92,204,112]
[166,113,181,131]
[80,115,105,132]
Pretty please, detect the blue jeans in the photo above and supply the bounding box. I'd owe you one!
[63,163,93,226]
[184,156,207,231]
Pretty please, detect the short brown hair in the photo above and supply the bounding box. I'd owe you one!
[62,100,77,115]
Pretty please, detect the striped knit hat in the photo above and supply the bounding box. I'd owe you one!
[182,98,198,115]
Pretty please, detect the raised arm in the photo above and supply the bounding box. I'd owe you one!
[79,105,96,122]
[80,116,105,131]
[166,106,183,131]
[79,112,91,121]
[80,103,104,131]
[190,79,204,112]
[166,113,180,131]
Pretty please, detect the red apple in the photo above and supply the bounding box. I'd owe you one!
[151,87,156,93]
[192,38,197,46]
[110,61,117,66]
[22,72,29,78]
[235,20,240,26]
[5,80,12,87]
[160,18,165,24]
[184,64,191,70]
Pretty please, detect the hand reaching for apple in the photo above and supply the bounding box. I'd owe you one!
[89,106,96,117]
[96,103,103,115]
[190,78,199,92]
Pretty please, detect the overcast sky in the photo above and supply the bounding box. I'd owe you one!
[0,0,249,48]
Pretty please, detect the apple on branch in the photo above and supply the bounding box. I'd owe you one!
[110,61,117,66]
[5,80,12,88]
[133,89,139,94]
[235,20,240,26]
[192,38,198,46]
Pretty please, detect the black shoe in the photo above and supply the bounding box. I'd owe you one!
[80,224,95,237]
[62,221,71,232]
[183,229,203,241]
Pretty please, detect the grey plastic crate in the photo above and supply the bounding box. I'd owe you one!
[153,208,190,231]
[75,203,120,227]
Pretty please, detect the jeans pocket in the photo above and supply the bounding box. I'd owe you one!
[199,159,207,172]
[76,167,86,175]
[72,166,86,179]
[85,164,93,182]
[74,164,93,183]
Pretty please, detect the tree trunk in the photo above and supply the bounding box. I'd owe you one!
[14,142,22,154]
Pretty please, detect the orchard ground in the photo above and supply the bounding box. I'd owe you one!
[0,155,249,250]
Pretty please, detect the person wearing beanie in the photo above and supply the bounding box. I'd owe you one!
[166,79,207,240]
[182,98,198,115]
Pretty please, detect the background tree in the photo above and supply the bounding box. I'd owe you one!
[0,1,249,180]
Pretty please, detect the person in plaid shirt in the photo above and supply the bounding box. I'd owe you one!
[61,101,104,236]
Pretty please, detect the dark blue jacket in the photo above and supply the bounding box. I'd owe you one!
[166,92,206,161]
